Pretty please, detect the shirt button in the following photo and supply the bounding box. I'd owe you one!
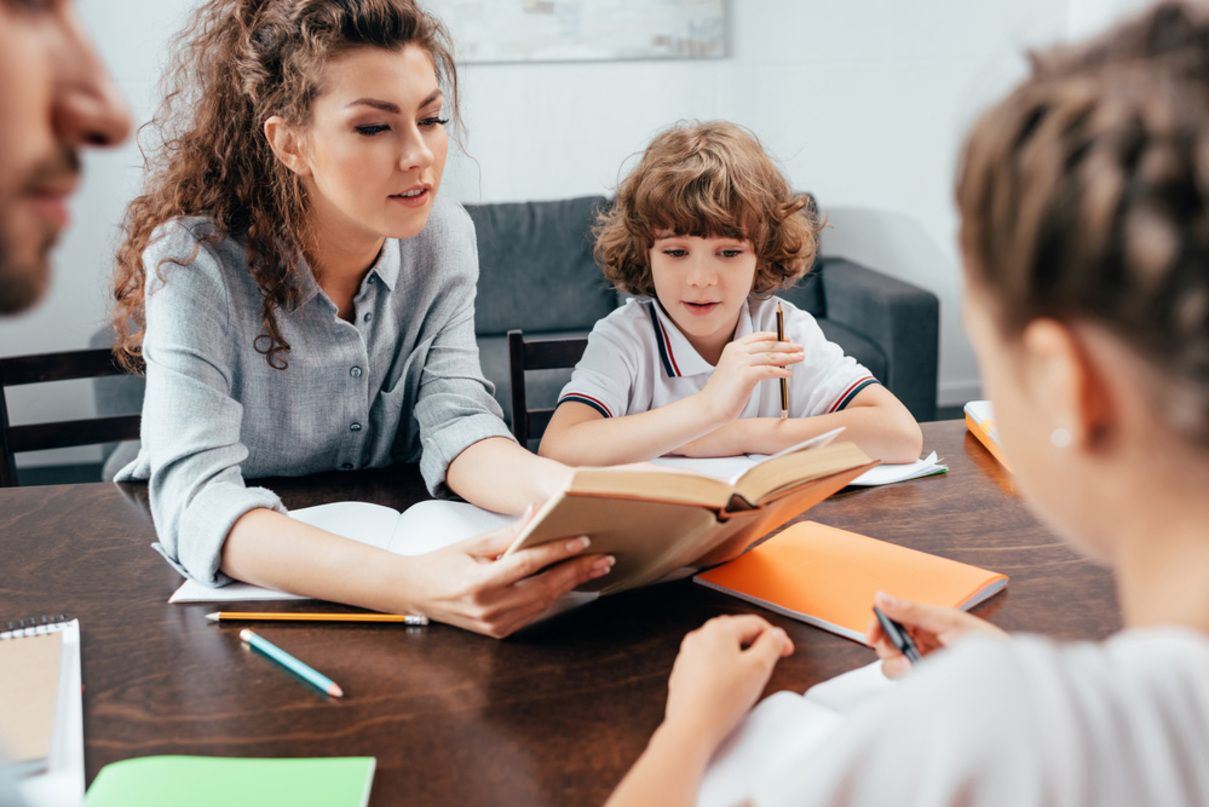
[350,422,362,432]
[340,463,353,470]
[362,312,373,323]
[368,275,378,285]
[349,366,363,378]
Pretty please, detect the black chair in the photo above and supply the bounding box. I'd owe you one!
[0,348,141,486]
[506,330,588,446]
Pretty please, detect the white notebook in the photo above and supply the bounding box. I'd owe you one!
[170,500,515,604]
[698,661,896,807]
[1,618,85,807]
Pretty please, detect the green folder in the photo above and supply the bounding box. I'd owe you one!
[86,755,376,807]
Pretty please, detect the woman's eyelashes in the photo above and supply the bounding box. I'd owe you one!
[354,116,448,137]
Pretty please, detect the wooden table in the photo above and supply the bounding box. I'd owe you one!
[0,421,1118,805]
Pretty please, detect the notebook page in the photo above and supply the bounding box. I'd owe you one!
[386,500,513,554]
[169,502,404,603]
[16,619,83,807]
[0,631,60,769]
[803,660,896,713]
[698,691,842,807]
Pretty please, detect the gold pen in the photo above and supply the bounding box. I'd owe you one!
[776,301,790,419]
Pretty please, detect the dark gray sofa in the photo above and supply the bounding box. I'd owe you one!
[468,195,938,424]
[94,194,938,476]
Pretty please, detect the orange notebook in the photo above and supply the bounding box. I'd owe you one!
[694,521,1008,644]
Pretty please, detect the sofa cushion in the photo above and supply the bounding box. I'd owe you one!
[818,318,888,383]
[778,261,825,317]
[467,196,618,335]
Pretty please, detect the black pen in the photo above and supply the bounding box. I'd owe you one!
[872,605,922,663]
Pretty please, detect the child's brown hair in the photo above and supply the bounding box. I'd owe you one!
[956,0,1209,444]
[594,121,823,297]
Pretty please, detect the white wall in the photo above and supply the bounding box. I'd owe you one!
[4,0,1147,467]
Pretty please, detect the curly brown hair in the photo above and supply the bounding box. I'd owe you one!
[111,0,458,370]
[593,120,822,298]
[956,0,1209,444]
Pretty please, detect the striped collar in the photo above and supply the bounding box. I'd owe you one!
[644,298,754,378]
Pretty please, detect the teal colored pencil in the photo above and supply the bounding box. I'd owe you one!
[239,628,344,698]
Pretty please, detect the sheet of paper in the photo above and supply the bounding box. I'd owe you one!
[85,755,376,807]
[17,620,83,807]
[169,501,513,604]
[847,451,947,486]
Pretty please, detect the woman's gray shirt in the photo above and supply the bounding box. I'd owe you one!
[115,197,513,587]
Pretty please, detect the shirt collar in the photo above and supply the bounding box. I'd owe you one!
[291,240,400,311]
[646,297,754,378]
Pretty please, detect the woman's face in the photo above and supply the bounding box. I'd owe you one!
[294,44,448,243]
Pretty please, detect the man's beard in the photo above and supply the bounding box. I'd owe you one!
[0,148,77,315]
[0,210,56,315]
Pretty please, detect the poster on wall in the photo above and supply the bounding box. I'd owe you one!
[426,0,727,63]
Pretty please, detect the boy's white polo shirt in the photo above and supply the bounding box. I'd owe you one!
[557,296,878,420]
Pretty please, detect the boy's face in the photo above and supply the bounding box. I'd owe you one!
[649,234,757,353]
[0,0,130,314]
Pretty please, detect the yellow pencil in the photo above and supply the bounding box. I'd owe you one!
[776,301,790,419]
[206,611,429,626]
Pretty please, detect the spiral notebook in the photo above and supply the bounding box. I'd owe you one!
[0,616,85,806]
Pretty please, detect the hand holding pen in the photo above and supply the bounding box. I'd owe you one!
[867,591,1007,679]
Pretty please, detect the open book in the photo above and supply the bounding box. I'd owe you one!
[171,429,874,604]
[699,661,896,807]
[503,430,877,594]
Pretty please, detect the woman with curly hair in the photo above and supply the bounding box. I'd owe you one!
[538,121,922,466]
[110,0,611,638]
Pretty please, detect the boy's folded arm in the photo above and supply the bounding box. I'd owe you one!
[675,386,921,462]
[538,394,726,466]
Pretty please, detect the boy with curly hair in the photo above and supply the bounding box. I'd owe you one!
[539,121,922,465]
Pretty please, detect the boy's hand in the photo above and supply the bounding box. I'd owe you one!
[866,591,1006,678]
[662,615,794,751]
[698,332,803,423]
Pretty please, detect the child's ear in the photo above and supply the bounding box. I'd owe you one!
[263,115,311,178]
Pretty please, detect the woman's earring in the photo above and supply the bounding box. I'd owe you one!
[1050,427,1072,449]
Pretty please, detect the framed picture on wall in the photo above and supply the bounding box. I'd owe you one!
[427,0,727,64]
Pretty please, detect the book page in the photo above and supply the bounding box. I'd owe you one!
[654,451,945,488]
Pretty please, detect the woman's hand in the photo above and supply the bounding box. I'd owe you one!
[403,509,614,638]
[867,591,1006,679]
[696,332,803,423]
[662,615,795,752]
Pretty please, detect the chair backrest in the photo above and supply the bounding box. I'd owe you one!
[506,330,588,445]
[0,348,141,486]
